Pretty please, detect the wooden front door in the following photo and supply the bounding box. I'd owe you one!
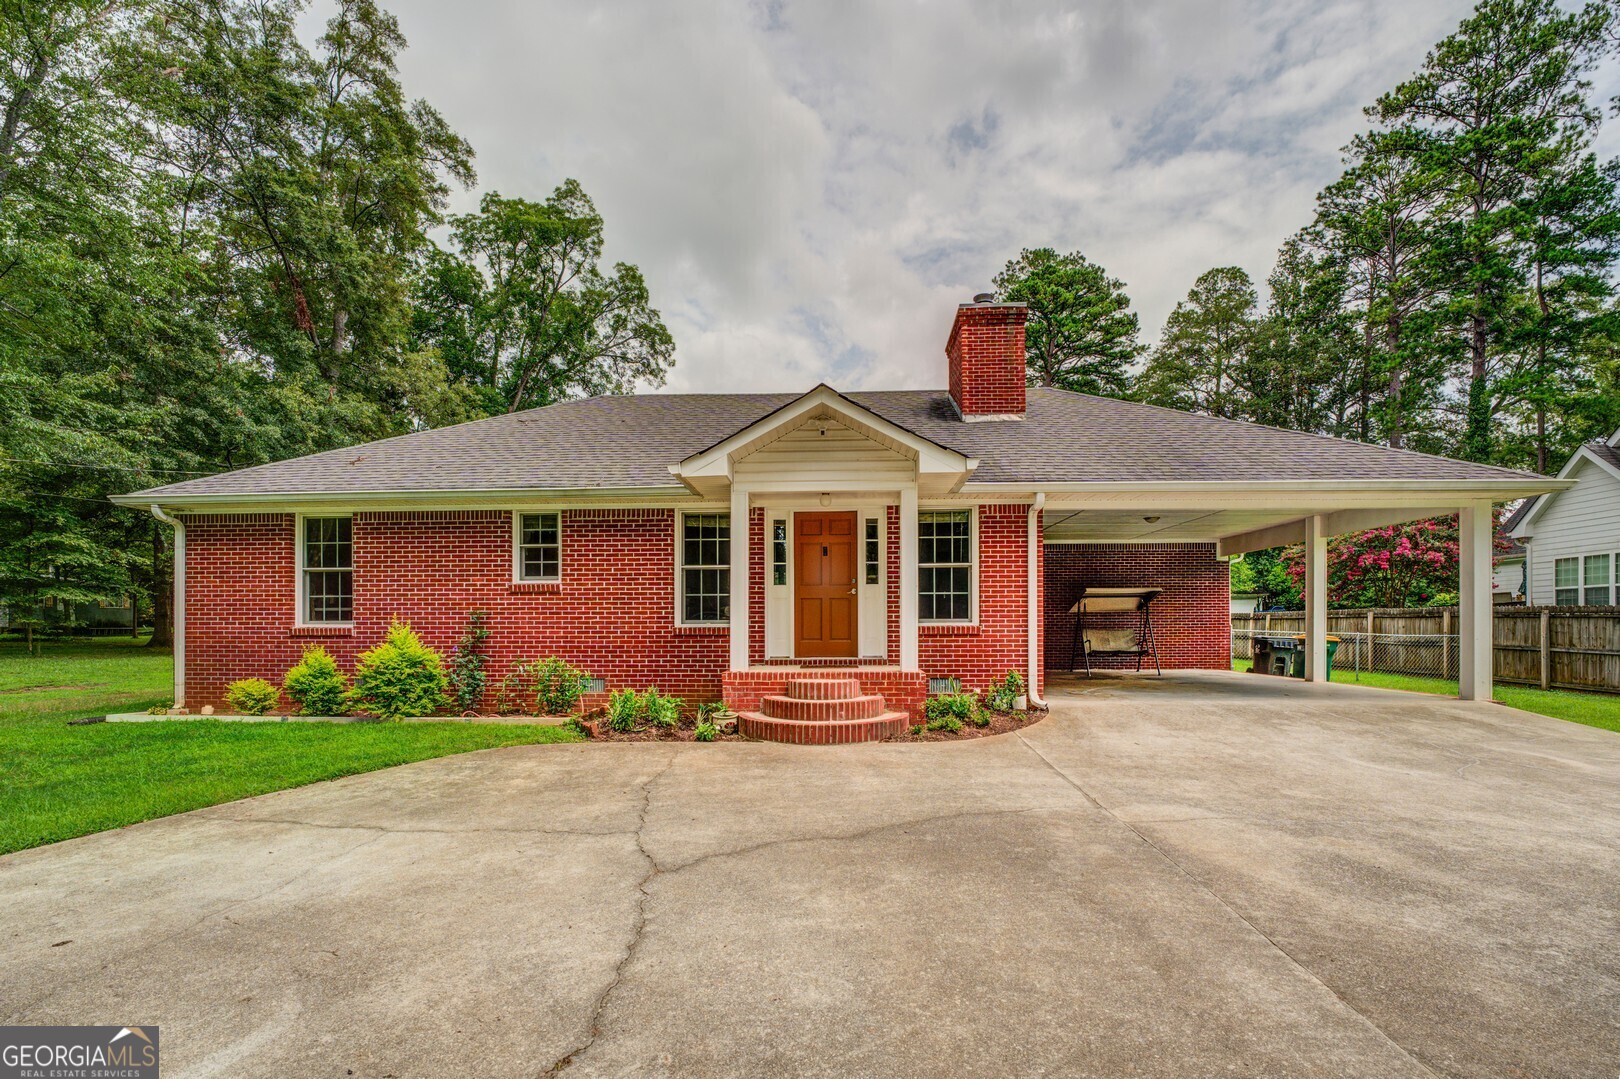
[795,511,858,658]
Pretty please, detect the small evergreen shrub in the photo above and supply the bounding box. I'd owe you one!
[532,656,592,715]
[225,678,279,716]
[693,720,718,742]
[448,611,490,712]
[348,620,449,721]
[282,646,349,715]
[926,713,963,733]
[607,688,641,732]
[985,670,1025,713]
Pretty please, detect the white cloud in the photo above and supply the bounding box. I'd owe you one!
[308,0,1601,392]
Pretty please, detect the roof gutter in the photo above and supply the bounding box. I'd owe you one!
[148,505,184,710]
[1027,492,1047,710]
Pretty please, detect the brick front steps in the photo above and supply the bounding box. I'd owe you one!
[737,675,909,745]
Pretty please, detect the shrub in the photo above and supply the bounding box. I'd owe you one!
[225,678,279,716]
[282,646,349,716]
[642,687,682,730]
[924,691,980,731]
[532,656,592,715]
[607,688,641,732]
[693,720,718,742]
[348,620,449,721]
[986,670,1025,713]
[909,723,924,737]
[448,612,490,712]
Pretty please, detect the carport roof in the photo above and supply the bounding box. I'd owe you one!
[116,387,1542,505]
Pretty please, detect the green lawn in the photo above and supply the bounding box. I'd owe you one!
[1233,657,1620,733]
[0,637,581,855]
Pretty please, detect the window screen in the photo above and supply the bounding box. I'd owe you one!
[682,513,730,623]
[918,510,971,621]
[303,517,353,623]
[517,512,561,581]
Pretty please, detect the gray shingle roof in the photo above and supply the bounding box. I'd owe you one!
[120,387,1539,500]
[1589,441,1620,472]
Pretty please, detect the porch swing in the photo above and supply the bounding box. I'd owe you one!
[1067,587,1163,677]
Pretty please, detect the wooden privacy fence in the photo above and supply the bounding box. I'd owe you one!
[1232,606,1620,695]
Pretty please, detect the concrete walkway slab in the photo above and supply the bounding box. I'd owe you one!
[1,671,1615,1077]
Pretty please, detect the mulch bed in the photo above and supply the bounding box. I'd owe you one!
[526,706,1050,743]
[888,706,1047,741]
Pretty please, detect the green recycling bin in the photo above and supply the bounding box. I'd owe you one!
[1288,635,1339,679]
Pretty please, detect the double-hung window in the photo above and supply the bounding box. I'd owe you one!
[302,516,353,623]
[516,512,561,582]
[1583,553,1613,606]
[1554,557,1579,605]
[918,510,972,621]
[681,513,730,623]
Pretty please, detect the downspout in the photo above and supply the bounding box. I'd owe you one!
[149,505,184,709]
[1027,492,1047,709]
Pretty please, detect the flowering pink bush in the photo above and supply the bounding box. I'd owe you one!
[1281,512,1509,608]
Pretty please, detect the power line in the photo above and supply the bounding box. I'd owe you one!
[0,453,215,476]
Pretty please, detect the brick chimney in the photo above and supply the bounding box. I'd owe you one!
[946,293,1027,421]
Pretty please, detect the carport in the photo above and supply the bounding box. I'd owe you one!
[1032,477,1564,700]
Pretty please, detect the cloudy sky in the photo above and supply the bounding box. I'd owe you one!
[308,0,1615,393]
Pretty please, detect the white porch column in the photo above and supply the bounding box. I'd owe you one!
[1458,501,1493,701]
[899,485,919,671]
[1304,514,1328,682]
[729,484,750,670]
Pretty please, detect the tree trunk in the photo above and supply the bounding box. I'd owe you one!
[130,594,139,638]
[1385,315,1403,449]
[147,524,172,648]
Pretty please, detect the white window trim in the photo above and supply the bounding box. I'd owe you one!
[1554,550,1619,606]
[676,510,732,626]
[918,505,978,626]
[295,512,354,627]
[512,510,563,583]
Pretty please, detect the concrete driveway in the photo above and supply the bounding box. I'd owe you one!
[2,672,1616,1078]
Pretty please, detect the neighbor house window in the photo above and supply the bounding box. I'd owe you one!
[681,512,730,623]
[516,512,561,581]
[864,518,880,585]
[918,510,972,621]
[302,516,353,623]
[1554,557,1579,606]
[772,519,787,586]
[1584,553,1612,606]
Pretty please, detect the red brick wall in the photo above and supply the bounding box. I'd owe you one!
[1043,543,1230,671]
[183,509,728,711]
[182,503,1053,715]
[947,303,1027,417]
[919,504,1038,695]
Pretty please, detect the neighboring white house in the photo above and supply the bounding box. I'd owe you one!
[1508,427,1620,606]
[1230,591,1269,614]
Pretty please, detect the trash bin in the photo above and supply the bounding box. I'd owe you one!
[1287,635,1339,679]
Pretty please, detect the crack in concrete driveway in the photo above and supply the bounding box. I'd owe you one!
[0,671,1614,1078]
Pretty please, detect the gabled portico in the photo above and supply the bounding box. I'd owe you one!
[670,384,979,675]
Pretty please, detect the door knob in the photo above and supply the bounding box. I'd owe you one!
[849,587,857,595]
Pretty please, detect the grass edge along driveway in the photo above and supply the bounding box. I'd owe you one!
[1233,657,1620,733]
[0,638,580,856]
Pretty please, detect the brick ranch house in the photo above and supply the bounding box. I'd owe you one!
[115,296,1561,742]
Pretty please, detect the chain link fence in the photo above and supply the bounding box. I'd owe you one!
[1233,628,1461,681]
